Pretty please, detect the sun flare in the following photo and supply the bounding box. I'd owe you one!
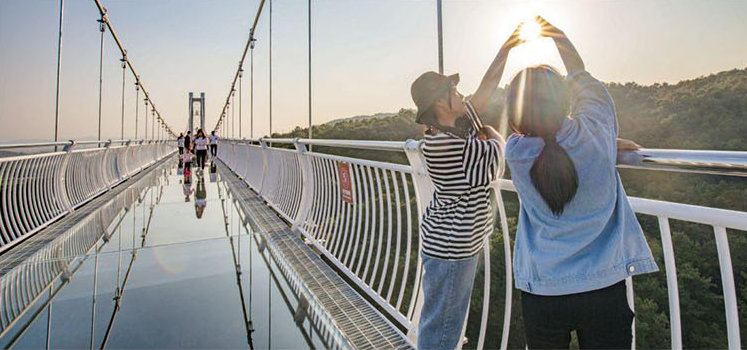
[519,19,542,41]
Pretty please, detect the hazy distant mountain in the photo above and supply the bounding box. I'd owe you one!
[324,112,397,126]
[0,150,21,158]
[280,67,747,153]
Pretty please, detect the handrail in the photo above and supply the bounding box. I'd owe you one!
[0,141,176,253]
[618,148,747,177]
[0,139,170,151]
[226,138,747,177]
[217,137,745,350]
[0,141,73,150]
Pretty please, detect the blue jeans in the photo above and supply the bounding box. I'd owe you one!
[418,253,479,350]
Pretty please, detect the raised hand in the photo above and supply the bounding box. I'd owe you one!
[502,23,524,51]
[470,23,523,114]
[536,15,564,39]
[535,15,585,73]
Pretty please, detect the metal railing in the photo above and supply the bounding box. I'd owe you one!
[0,139,175,254]
[0,165,169,347]
[217,137,745,350]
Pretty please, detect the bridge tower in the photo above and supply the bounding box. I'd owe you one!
[188,92,206,133]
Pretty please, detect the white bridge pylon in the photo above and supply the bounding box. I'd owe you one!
[189,92,206,133]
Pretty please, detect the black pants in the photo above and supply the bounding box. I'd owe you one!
[196,150,207,169]
[178,146,184,154]
[210,144,217,157]
[522,280,634,349]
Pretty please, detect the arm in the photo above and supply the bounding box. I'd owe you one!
[480,125,502,141]
[617,138,641,151]
[537,16,585,74]
[539,17,617,134]
[469,25,523,114]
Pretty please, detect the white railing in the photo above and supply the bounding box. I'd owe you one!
[0,139,175,254]
[217,138,746,350]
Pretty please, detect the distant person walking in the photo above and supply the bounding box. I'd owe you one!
[209,131,219,157]
[184,131,192,152]
[410,23,522,350]
[503,17,657,349]
[177,133,185,155]
[183,146,193,170]
[194,129,209,169]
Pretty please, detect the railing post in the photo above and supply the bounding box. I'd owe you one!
[59,140,76,213]
[138,140,145,170]
[102,140,114,188]
[402,139,433,341]
[258,139,270,195]
[292,138,313,230]
[123,140,132,178]
[713,226,741,350]
[403,140,433,214]
[490,184,514,350]
[242,139,252,181]
[657,217,682,350]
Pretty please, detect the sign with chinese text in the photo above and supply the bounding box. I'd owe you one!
[338,162,353,204]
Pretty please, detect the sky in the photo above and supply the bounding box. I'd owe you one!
[1,0,746,142]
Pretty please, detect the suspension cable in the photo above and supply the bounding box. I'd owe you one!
[134,80,139,139]
[239,66,243,138]
[91,0,176,137]
[144,99,149,139]
[53,0,64,150]
[151,108,155,140]
[437,0,444,74]
[269,0,273,136]
[232,89,236,138]
[120,57,126,140]
[308,0,312,148]
[212,0,267,135]
[251,34,255,139]
[97,16,105,143]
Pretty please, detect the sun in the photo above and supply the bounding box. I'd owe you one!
[519,19,542,41]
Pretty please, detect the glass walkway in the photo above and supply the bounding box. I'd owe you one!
[0,157,330,349]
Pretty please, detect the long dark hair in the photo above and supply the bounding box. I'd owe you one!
[506,65,577,216]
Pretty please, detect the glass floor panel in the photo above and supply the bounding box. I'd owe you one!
[0,158,328,349]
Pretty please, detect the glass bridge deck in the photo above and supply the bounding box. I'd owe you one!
[0,157,328,349]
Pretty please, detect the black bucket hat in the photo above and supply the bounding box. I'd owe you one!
[411,71,460,125]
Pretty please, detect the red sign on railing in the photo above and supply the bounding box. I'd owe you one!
[338,162,353,204]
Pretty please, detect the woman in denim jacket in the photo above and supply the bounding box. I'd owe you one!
[504,17,658,349]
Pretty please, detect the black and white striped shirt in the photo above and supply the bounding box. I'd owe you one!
[420,101,504,260]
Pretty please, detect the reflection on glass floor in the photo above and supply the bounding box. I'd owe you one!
[0,158,329,349]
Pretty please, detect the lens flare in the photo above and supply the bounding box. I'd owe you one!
[519,20,542,41]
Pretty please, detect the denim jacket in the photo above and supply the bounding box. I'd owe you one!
[505,70,658,296]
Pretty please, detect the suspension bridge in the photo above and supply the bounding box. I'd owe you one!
[1,0,746,349]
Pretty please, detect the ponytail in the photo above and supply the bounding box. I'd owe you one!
[506,65,577,216]
[529,138,578,216]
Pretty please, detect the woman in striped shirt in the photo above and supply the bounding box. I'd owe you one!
[410,25,522,350]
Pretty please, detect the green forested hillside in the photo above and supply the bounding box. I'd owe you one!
[273,67,747,349]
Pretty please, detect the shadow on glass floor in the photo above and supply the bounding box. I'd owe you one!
[0,158,329,349]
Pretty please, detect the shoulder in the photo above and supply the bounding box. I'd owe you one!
[422,133,464,154]
[423,133,464,146]
[505,133,544,161]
